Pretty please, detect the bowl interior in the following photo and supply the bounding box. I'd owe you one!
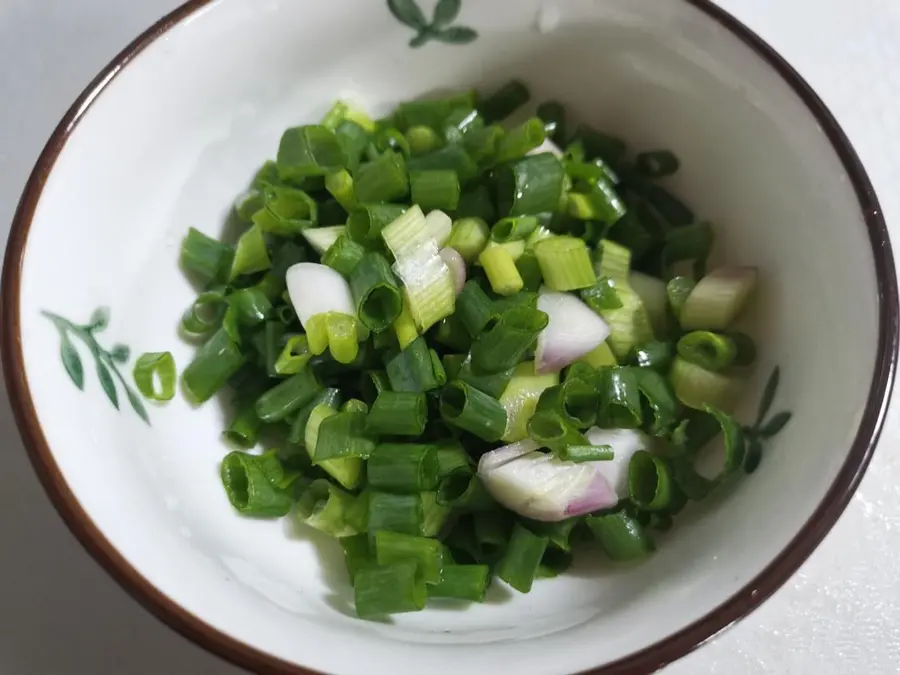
[11,0,883,673]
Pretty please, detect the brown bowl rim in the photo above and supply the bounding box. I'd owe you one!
[2,1,897,673]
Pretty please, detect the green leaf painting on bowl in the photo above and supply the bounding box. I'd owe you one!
[388,0,479,47]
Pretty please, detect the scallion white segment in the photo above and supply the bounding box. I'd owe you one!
[286,263,356,328]
[302,225,345,255]
[535,289,610,374]
[585,427,652,498]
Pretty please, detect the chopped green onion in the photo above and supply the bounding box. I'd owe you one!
[223,404,262,448]
[254,368,322,423]
[631,340,674,373]
[349,252,403,333]
[527,410,587,453]
[394,248,456,332]
[180,291,227,339]
[586,511,655,561]
[354,150,409,203]
[533,236,597,291]
[302,225,345,256]
[478,79,530,123]
[496,523,548,593]
[446,217,490,263]
[635,150,680,178]
[252,185,318,236]
[182,328,247,404]
[428,564,489,601]
[288,388,341,445]
[274,335,311,375]
[367,443,440,493]
[495,153,565,217]
[277,125,347,180]
[366,391,427,436]
[322,235,366,277]
[492,117,546,165]
[221,450,293,517]
[354,561,426,618]
[423,209,453,247]
[536,378,599,428]
[457,357,514,399]
[479,245,524,296]
[392,295,419,349]
[325,169,356,211]
[571,125,627,165]
[580,276,623,312]
[347,204,408,243]
[491,215,539,243]
[670,356,742,412]
[295,479,364,537]
[368,491,424,536]
[578,341,618,369]
[499,362,559,441]
[385,336,442,392]
[729,332,757,367]
[536,100,567,143]
[471,306,549,373]
[594,240,654,359]
[314,410,373,463]
[375,531,444,584]
[667,276,696,319]
[455,185,496,222]
[227,288,272,327]
[230,224,272,280]
[406,125,443,155]
[677,331,737,372]
[440,381,508,442]
[407,145,478,183]
[341,533,373,580]
[628,450,673,510]
[133,351,176,401]
[180,228,234,286]
[560,445,614,463]
[597,366,643,428]
[679,267,758,331]
[410,169,461,211]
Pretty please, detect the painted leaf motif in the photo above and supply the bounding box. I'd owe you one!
[110,344,130,363]
[96,362,120,409]
[432,0,461,27]
[89,307,110,332]
[388,0,428,29]
[759,410,791,438]
[409,31,432,48]
[60,334,85,390]
[743,438,763,474]
[754,366,779,427]
[433,26,478,44]
[126,386,151,425]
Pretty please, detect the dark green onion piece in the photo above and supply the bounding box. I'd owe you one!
[393,91,476,130]
[181,291,227,338]
[433,315,471,352]
[525,518,581,552]
[133,351,176,401]
[375,127,412,157]
[728,332,757,367]
[220,450,293,517]
[254,369,322,423]
[274,335,311,375]
[230,224,271,280]
[463,125,505,165]
[295,478,366,536]
[252,185,318,236]
[341,533,372,581]
[223,404,262,448]
[669,406,746,500]
[314,411,374,462]
[661,221,714,277]
[536,101,567,143]
[342,398,369,414]
[368,491,424,536]
[437,470,496,511]
[586,511,654,561]
[526,411,587,454]
[347,204,408,243]
[516,251,544,292]
[385,337,442,392]
[428,564,489,602]
[634,367,679,436]
[182,328,247,404]
[454,186,496,224]
[375,531,444,584]
[580,276,623,312]
[354,150,409,203]
[677,331,738,372]
[436,444,471,478]
[457,357,515,400]
[456,281,497,338]
[643,183,694,227]
[322,235,365,277]
[492,215,539,243]
[368,443,440,493]
[570,125,627,165]
[492,118,546,165]
[409,169,461,211]
[470,306,548,373]
[631,341,674,373]
[567,177,627,224]
[349,252,403,333]
[288,388,341,445]
[180,228,234,286]
[666,276,696,319]
[536,378,599,428]
[495,153,565,218]
[366,391,427,436]
[635,150,680,178]
[440,381,507,442]
[474,510,512,551]
[628,450,674,510]
[354,561,426,618]
[335,119,372,171]
[360,369,391,405]
[478,80,530,123]
[228,288,272,326]
[496,523,548,593]
[407,145,478,183]
[559,445,614,463]
[277,125,348,180]
[596,367,643,428]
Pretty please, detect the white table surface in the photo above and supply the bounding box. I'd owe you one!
[2,1,899,673]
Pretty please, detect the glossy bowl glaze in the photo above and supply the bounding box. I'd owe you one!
[2,0,897,674]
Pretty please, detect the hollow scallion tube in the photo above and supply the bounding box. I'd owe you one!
[354,561,426,618]
[532,236,596,291]
[457,357,514,399]
[313,411,374,462]
[181,227,234,286]
[223,404,262,448]
[496,523,548,593]
[276,124,347,179]
[349,252,403,333]
[295,478,364,537]
[586,511,654,561]
[230,224,271,280]
[354,150,409,203]
[499,362,559,442]
[628,450,674,511]
[635,150,681,178]
[220,450,293,517]
[288,388,342,445]
[470,307,549,373]
[385,336,441,392]
[322,235,365,277]
[325,169,356,211]
[536,101,567,143]
[368,491,424,537]
[180,291,227,339]
[495,153,565,217]
[407,145,478,183]
[252,185,318,236]
[406,125,442,155]
[428,564,489,602]
[535,378,599,428]
[597,366,643,428]
[676,330,737,372]
[491,215,539,244]
[446,217,490,263]
[669,356,742,413]
[133,352,176,401]
[526,410,587,454]
[439,381,507,442]
[274,335,311,375]
[559,445,614,463]
[456,281,496,338]
[254,368,322,423]
[491,118,546,165]
[479,245,524,296]
[409,169,461,211]
[566,177,627,224]
[367,443,440,492]
[374,531,444,584]
[347,204,408,243]
[182,328,247,404]
[366,391,427,436]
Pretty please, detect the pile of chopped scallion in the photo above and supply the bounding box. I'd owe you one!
[157,79,791,618]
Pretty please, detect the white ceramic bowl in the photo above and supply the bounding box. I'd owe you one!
[3,1,897,674]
